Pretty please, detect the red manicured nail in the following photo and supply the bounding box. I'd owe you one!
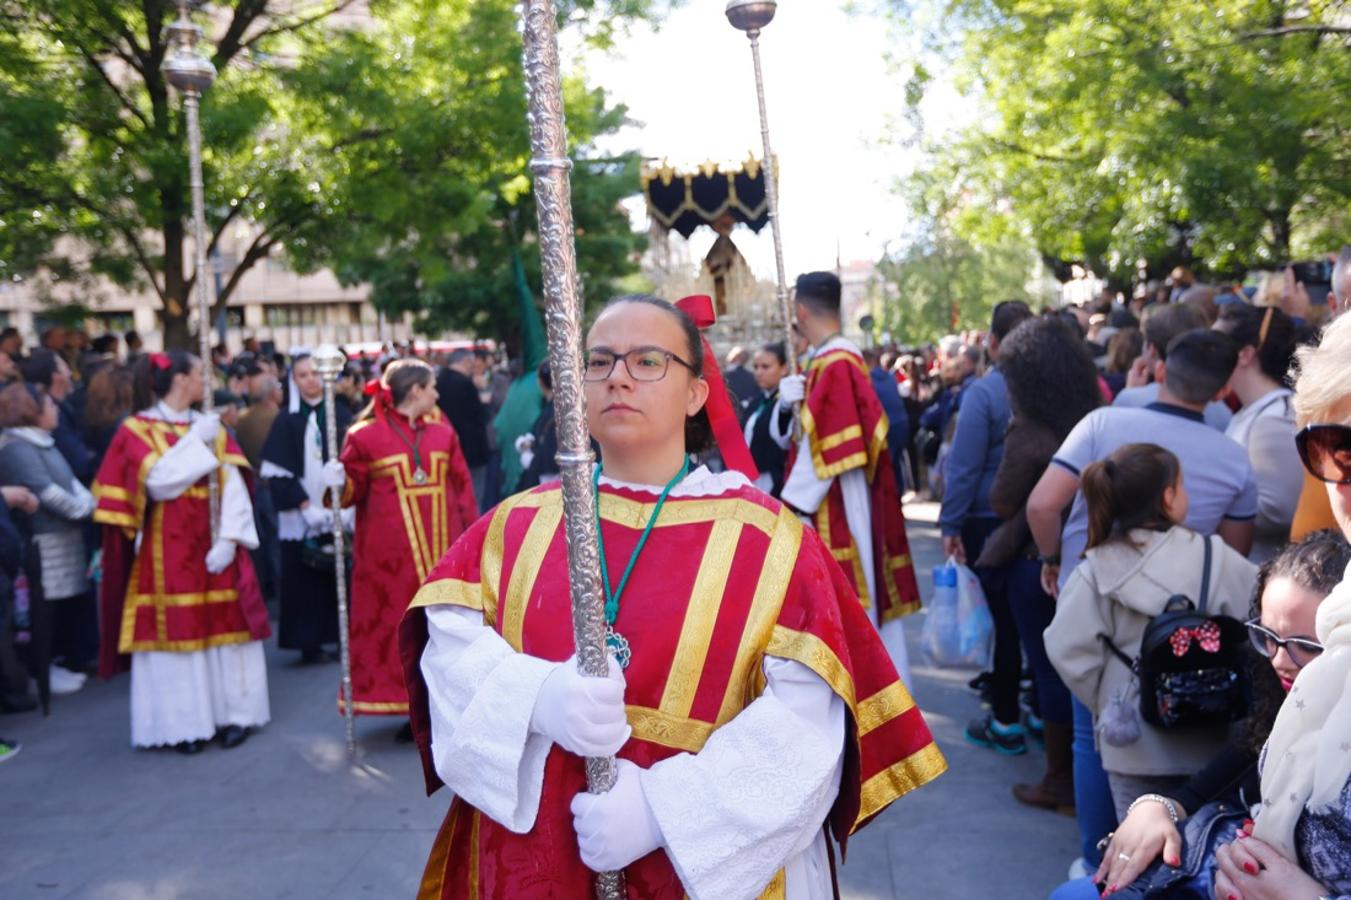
[1244,862,1258,875]
[1243,818,1254,828]
[1167,856,1180,867]
[1229,894,1239,900]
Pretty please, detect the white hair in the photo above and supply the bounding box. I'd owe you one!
[1291,313,1351,427]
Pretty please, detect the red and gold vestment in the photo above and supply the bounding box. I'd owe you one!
[340,408,475,715]
[788,345,921,621]
[400,477,945,898]
[93,414,270,673]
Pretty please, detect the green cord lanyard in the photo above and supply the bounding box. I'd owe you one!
[592,457,690,667]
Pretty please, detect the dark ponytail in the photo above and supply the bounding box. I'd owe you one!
[601,294,714,455]
[357,357,434,421]
[131,350,197,412]
[1081,442,1181,549]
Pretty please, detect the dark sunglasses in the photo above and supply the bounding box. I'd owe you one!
[1245,619,1324,668]
[1295,424,1351,485]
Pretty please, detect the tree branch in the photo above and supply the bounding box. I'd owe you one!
[210,228,279,312]
[70,40,151,130]
[988,137,1089,164]
[236,0,361,56]
[212,0,270,71]
[1240,24,1351,40]
[205,194,254,261]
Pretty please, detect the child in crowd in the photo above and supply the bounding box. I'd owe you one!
[1044,443,1258,817]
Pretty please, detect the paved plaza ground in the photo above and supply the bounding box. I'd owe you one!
[0,503,1077,899]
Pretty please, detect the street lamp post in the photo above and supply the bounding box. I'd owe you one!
[163,0,220,538]
[725,1,796,378]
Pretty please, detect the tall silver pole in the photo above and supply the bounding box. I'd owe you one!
[164,1,220,538]
[726,1,797,380]
[519,3,624,898]
[313,344,357,757]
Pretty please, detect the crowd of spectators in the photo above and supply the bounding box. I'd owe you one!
[887,250,1351,896]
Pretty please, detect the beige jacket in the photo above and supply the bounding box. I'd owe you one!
[1045,527,1258,776]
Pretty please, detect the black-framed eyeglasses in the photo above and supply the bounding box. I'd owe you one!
[1245,619,1324,668]
[584,347,699,383]
[1295,424,1351,485]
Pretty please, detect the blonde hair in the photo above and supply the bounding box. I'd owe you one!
[1291,313,1351,427]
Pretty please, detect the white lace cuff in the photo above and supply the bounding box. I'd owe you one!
[422,606,556,833]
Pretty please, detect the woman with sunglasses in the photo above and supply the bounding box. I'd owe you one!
[1067,531,1348,898]
[1213,313,1351,900]
[1213,305,1302,563]
[400,295,944,899]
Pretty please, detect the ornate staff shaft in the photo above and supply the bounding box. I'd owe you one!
[519,3,624,898]
[747,36,793,376]
[165,1,220,539]
[727,2,795,379]
[185,94,220,537]
[314,345,356,757]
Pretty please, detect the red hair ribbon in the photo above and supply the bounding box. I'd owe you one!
[675,295,759,481]
[1169,621,1221,657]
[149,352,171,371]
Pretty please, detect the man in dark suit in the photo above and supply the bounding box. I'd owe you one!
[436,348,490,512]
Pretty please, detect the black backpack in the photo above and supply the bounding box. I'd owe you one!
[1103,536,1251,730]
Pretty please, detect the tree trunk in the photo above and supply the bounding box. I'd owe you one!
[1269,207,1292,263]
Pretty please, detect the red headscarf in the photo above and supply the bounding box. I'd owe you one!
[675,295,759,481]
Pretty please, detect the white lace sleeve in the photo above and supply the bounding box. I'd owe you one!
[145,435,218,501]
[779,435,833,515]
[640,656,845,900]
[420,605,556,833]
[767,400,793,450]
[218,466,258,549]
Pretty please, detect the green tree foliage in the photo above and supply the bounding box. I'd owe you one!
[0,0,658,348]
[878,167,1049,343]
[894,0,1351,284]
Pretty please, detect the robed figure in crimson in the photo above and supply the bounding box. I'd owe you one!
[93,350,271,753]
[777,271,922,686]
[324,359,475,723]
[401,297,945,899]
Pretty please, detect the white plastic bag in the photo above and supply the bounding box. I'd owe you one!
[920,556,994,669]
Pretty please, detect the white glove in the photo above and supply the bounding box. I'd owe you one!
[301,503,333,533]
[530,654,630,758]
[520,450,535,470]
[320,460,347,488]
[778,374,806,404]
[571,759,663,873]
[189,413,221,446]
[205,539,236,575]
[514,433,535,454]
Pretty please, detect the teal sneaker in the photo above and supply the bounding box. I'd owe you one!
[964,713,1027,755]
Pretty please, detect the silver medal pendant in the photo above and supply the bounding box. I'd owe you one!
[605,625,632,669]
[413,467,428,485]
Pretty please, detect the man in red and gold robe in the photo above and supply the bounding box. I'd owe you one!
[337,395,476,717]
[399,465,945,898]
[778,271,921,685]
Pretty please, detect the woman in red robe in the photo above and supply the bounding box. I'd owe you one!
[327,359,475,728]
[401,297,946,898]
[93,350,270,753]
